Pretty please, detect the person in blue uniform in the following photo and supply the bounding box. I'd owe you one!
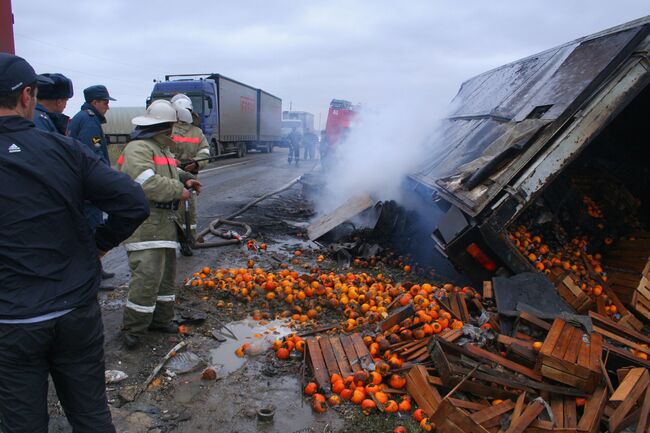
[68,85,117,279]
[33,73,73,135]
[0,53,149,433]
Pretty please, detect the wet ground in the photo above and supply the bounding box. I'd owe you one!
[48,150,354,433]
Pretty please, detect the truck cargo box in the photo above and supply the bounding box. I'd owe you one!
[408,16,650,284]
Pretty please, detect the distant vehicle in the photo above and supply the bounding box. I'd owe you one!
[280,119,303,148]
[323,99,357,154]
[148,74,282,157]
[103,107,145,144]
[283,111,314,132]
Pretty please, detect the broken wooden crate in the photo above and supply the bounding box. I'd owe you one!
[550,271,594,313]
[605,233,650,321]
[304,333,373,393]
[606,367,650,433]
[536,318,603,392]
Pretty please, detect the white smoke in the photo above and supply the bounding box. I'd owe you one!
[316,92,449,215]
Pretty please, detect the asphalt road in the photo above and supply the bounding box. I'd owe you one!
[102,146,319,288]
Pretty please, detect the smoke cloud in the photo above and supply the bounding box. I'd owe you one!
[316,89,449,215]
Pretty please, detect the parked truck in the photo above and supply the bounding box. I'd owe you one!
[408,16,650,284]
[148,74,282,157]
[103,107,145,145]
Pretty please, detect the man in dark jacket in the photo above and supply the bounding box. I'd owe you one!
[68,84,117,279]
[0,53,149,433]
[33,72,73,135]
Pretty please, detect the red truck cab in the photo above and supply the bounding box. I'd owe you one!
[323,99,357,154]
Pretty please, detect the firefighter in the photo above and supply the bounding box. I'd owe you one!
[170,93,211,256]
[33,72,73,135]
[0,53,149,432]
[68,85,117,279]
[287,127,302,166]
[118,99,201,349]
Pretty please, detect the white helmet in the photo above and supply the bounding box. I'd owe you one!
[132,99,177,126]
[172,100,193,124]
[171,93,193,111]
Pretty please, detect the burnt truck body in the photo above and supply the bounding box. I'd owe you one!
[409,16,650,283]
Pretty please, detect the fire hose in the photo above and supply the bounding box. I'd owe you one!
[193,176,302,248]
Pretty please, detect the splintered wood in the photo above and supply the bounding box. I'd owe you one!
[536,318,602,392]
[305,333,373,392]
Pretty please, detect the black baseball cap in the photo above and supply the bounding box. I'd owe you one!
[38,73,74,100]
[0,53,53,95]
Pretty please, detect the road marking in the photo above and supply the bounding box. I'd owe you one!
[201,161,249,174]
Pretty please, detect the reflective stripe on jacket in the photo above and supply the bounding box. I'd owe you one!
[118,134,184,250]
[170,122,210,169]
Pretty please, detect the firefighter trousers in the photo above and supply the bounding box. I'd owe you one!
[177,193,198,240]
[123,248,177,337]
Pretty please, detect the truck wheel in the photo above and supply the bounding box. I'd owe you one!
[267,143,274,153]
[212,141,221,157]
[236,143,245,158]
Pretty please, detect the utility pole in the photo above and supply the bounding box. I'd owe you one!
[318,112,322,131]
[0,0,15,54]
[289,101,292,111]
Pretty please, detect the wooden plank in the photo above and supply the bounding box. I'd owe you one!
[604,342,650,369]
[609,369,650,433]
[405,365,441,417]
[449,292,462,319]
[577,336,591,368]
[563,396,577,428]
[449,398,489,412]
[483,280,493,299]
[465,344,543,382]
[497,334,535,350]
[552,326,577,360]
[519,311,551,331]
[611,368,648,402]
[406,345,429,361]
[589,333,602,374]
[307,194,375,240]
[563,330,585,364]
[594,325,650,356]
[636,385,650,433]
[318,337,340,378]
[305,337,330,393]
[441,328,464,343]
[551,396,564,428]
[505,400,545,433]
[458,295,471,322]
[328,337,353,378]
[511,392,526,426]
[339,335,360,371]
[577,385,608,433]
[540,319,565,357]
[379,303,415,331]
[349,333,374,371]
[470,399,515,425]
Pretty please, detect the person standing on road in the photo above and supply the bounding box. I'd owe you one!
[170,94,211,256]
[303,130,318,160]
[68,85,117,279]
[287,127,302,166]
[0,53,149,433]
[118,99,201,349]
[33,72,73,135]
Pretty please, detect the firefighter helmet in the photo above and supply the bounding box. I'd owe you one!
[132,99,177,126]
[173,100,193,124]
[171,93,193,111]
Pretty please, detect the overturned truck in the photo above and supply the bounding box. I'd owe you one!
[409,17,650,318]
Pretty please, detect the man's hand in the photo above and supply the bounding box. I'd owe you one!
[184,161,199,174]
[180,188,191,201]
[185,179,202,194]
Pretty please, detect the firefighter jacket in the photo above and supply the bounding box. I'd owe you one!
[118,132,186,252]
[68,102,110,165]
[0,115,149,320]
[170,122,211,170]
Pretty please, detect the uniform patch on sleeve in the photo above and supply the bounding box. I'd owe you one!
[92,136,102,147]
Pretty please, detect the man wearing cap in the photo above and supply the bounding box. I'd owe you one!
[170,94,211,256]
[0,53,149,433]
[117,99,201,349]
[69,85,117,279]
[33,73,73,135]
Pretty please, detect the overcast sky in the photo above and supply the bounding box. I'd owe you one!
[11,1,650,126]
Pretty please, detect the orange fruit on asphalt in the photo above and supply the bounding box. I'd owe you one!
[361,399,376,415]
[384,400,399,413]
[340,388,353,400]
[304,382,318,396]
[393,427,408,433]
[398,399,412,412]
[276,348,290,360]
[375,391,389,404]
[330,373,343,384]
[413,408,425,422]
[327,394,341,406]
[332,380,346,395]
[351,389,366,404]
[403,265,411,273]
[312,397,327,413]
[532,342,543,351]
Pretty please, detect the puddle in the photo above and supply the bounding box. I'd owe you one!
[209,318,292,376]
